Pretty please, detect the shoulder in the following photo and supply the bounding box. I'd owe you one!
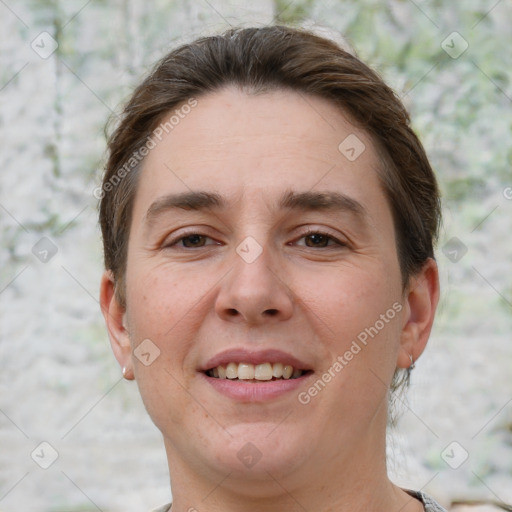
[420,492,449,512]
[149,505,172,512]
[405,490,448,512]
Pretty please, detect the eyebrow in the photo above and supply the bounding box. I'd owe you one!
[279,190,367,217]
[144,189,368,226]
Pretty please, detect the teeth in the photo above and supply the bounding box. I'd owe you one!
[208,362,305,381]
[254,363,272,380]
[272,362,283,378]
[226,362,238,379]
[282,365,293,379]
[237,363,255,380]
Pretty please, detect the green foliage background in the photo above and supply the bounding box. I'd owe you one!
[0,1,510,510]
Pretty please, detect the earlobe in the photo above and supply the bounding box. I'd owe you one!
[397,258,440,369]
[99,271,135,380]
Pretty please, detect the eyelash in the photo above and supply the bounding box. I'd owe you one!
[163,229,347,249]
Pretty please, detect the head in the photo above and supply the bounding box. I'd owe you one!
[99,25,440,500]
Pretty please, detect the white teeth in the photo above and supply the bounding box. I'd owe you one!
[208,362,305,380]
[237,363,255,380]
[272,362,283,378]
[282,365,293,379]
[226,362,238,379]
[254,363,273,381]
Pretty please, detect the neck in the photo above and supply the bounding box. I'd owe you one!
[163,408,423,512]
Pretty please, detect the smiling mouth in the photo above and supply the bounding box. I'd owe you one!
[205,362,311,381]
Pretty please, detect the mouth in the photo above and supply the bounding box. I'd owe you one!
[199,348,314,401]
[205,362,312,382]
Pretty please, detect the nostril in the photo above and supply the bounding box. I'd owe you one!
[264,309,279,316]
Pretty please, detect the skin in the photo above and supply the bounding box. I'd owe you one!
[100,86,439,512]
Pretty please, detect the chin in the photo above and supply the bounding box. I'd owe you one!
[205,422,309,482]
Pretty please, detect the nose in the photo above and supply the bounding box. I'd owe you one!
[214,242,294,326]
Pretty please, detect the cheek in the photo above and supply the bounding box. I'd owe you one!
[123,265,205,428]
[124,260,222,382]
[298,261,401,339]
[296,261,403,400]
[301,272,402,431]
[123,265,189,391]
[126,261,205,338]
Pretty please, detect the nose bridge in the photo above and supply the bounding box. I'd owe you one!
[231,234,279,301]
[215,232,294,324]
[234,235,275,288]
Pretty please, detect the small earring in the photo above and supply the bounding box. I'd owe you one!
[122,367,129,379]
[409,354,416,371]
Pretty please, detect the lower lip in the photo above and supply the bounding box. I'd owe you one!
[200,372,312,402]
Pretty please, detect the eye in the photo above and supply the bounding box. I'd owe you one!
[162,229,346,250]
[295,230,346,248]
[164,233,219,249]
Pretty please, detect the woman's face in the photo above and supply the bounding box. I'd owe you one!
[103,86,432,491]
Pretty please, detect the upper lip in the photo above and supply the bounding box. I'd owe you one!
[200,348,312,372]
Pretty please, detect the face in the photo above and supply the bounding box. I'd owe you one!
[101,86,438,493]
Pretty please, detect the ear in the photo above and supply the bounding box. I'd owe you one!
[397,258,440,369]
[100,270,134,380]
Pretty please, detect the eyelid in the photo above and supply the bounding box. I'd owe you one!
[162,226,348,250]
[293,228,348,247]
[162,229,220,248]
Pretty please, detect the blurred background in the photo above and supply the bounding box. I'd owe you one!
[0,1,511,511]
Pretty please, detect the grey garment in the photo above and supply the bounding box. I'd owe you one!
[150,490,447,512]
[406,490,449,512]
[149,505,172,512]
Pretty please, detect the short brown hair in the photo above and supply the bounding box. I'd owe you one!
[100,24,441,309]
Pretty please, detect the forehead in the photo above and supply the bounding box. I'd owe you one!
[132,86,391,225]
